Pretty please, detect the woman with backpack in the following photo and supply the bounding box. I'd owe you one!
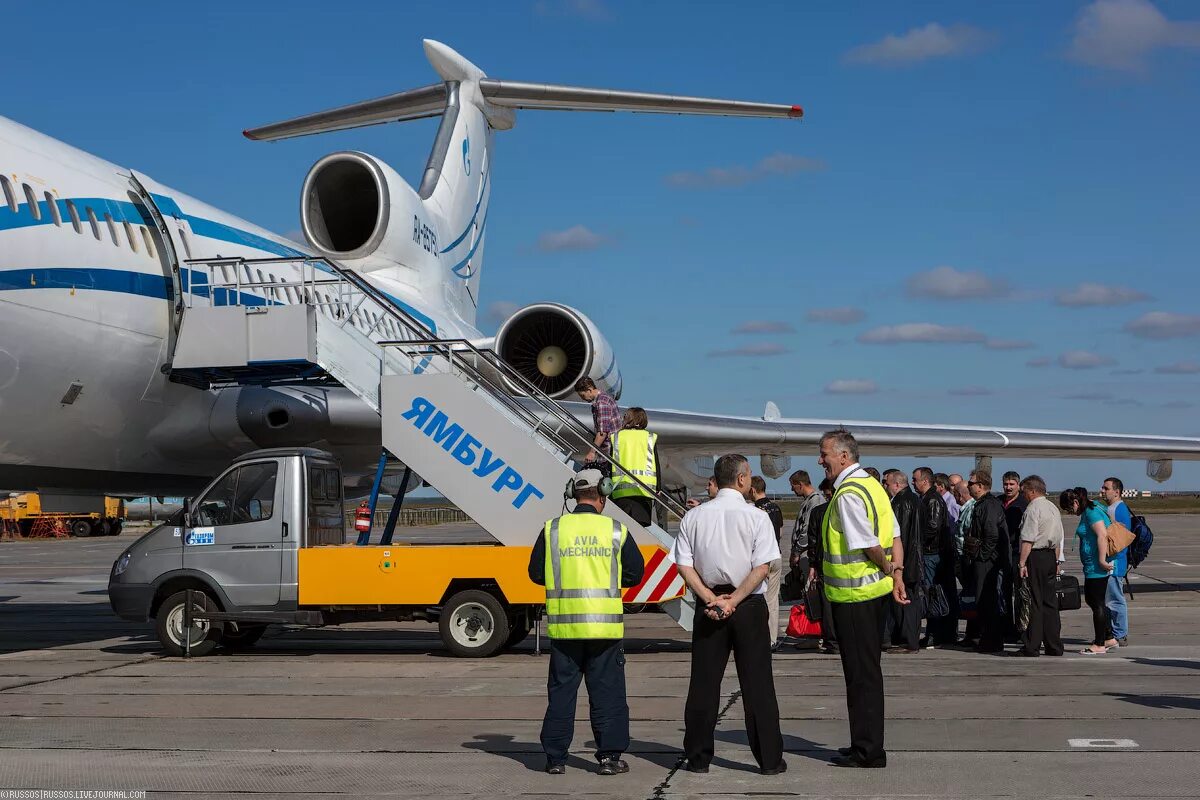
[1059,487,1119,655]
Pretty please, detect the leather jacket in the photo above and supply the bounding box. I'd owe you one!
[919,487,948,556]
[890,489,923,582]
[964,493,1009,564]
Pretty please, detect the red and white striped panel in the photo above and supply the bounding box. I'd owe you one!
[624,548,686,603]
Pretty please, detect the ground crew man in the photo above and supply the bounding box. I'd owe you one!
[817,429,906,769]
[609,407,661,526]
[527,468,646,776]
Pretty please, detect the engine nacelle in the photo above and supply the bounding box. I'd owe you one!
[300,151,433,272]
[494,303,622,400]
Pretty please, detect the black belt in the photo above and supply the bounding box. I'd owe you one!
[711,584,736,594]
[1033,547,1056,551]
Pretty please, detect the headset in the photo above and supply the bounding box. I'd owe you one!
[564,471,614,501]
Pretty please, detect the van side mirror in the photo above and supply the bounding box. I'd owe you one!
[248,499,262,520]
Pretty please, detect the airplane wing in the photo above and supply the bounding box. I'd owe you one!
[544,400,1200,483]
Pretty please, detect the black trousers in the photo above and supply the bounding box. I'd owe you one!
[1084,577,1113,646]
[683,593,783,770]
[831,594,888,762]
[541,638,629,765]
[1021,549,1064,657]
[613,496,653,527]
[966,559,1003,651]
[882,582,920,650]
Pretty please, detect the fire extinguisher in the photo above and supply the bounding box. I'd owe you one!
[354,500,372,535]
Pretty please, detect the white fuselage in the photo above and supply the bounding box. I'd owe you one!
[0,116,478,494]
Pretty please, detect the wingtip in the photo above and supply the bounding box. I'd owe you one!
[788,105,804,119]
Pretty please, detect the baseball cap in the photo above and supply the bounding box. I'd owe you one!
[571,468,605,492]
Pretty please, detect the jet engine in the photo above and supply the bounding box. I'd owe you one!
[493,303,621,400]
[300,151,428,269]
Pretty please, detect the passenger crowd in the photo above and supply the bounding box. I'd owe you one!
[542,378,1140,775]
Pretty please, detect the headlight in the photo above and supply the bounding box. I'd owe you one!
[113,552,131,576]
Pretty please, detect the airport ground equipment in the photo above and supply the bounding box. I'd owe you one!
[110,254,697,656]
[1,493,125,537]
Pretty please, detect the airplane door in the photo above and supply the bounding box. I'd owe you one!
[128,171,194,343]
[184,459,284,608]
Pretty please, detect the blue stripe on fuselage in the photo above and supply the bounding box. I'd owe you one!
[0,267,171,299]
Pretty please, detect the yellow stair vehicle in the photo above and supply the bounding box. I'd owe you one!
[1,493,126,537]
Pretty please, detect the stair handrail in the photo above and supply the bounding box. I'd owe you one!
[180,255,687,520]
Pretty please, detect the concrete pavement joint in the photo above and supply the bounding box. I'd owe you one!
[0,653,162,694]
[648,689,742,800]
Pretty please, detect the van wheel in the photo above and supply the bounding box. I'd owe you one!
[222,624,267,649]
[439,590,510,658]
[109,521,123,537]
[156,589,221,657]
[94,520,111,537]
[70,520,92,538]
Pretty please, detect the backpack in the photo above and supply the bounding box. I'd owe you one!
[1126,510,1154,570]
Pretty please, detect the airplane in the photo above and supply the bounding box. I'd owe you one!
[2,39,1199,503]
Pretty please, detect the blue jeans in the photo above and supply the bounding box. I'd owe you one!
[1106,575,1128,640]
[541,639,629,765]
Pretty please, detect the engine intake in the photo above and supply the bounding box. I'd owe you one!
[494,303,621,400]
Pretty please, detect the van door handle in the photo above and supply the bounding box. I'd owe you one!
[282,522,288,538]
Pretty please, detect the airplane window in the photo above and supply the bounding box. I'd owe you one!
[85,207,101,240]
[44,192,61,227]
[22,184,40,220]
[177,228,193,258]
[140,227,156,258]
[65,200,81,233]
[0,176,17,212]
[124,221,138,252]
[103,212,119,246]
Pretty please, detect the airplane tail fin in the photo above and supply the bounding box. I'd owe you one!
[244,40,801,326]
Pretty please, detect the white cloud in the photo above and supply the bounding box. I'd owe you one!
[1155,360,1200,374]
[707,342,790,358]
[536,225,607,252]
[732,320,796,335]
[665,153,826,189]
[905,266,1009,300]
[484,301,520,326]
[1067,0,1200,73]
[1124,311,1200,339]
[806,306,866,324]
[984,338,1034,350]
[858,323,986,344]
[534,0,611,20]
[948,386,992,396]
[1055,282,1151,306]
[844,22,990,66]
[1058,350,1117,369]
[825,379,879,395]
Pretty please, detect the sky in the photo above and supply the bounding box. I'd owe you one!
[5,0,1200,491]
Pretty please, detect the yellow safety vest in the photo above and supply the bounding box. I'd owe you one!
[822,475,895,603]
[610,429,658,499]
[543,512,627,639]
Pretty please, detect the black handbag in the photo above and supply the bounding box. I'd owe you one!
[804,578,824,623]
[1054,574,1082,611]
[924,584,950,619]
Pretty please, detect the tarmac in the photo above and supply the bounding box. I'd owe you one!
[0,515,1197,798]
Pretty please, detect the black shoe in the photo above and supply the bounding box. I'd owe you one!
[820,643,840,654]
[598,757,628,776]
[760,759,788,776]
[675,758,708,774]
[1009,650,1039,658]
[1117,637,1128,646]
[769,641,783,653]
[886,646,920,654]
[837,746,853,757]
[830,753,887,768]
[545,762,566,775]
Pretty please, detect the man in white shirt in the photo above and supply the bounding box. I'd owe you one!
[673,454,785,776]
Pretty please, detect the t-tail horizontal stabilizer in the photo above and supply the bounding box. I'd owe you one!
[244,39,802,141]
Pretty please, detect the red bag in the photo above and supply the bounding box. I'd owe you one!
[786,603,822,639]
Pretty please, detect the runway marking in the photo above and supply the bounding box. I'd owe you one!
[1068,738,1139,748]
[1163,561,1189,567]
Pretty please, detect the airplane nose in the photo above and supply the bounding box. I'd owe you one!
[536,346,567,378]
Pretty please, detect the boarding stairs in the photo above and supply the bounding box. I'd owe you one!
[168,256,696,631]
